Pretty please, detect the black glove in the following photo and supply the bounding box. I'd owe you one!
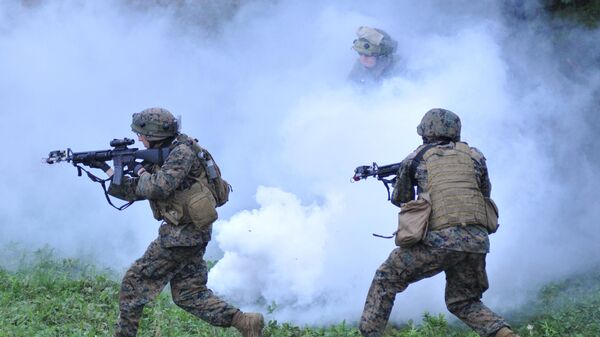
[86,161,111,172]
[132,163,146,177]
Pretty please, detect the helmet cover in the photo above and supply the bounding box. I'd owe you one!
[131,107,179,141]
[417,108,461,141]
[352,26,397,56]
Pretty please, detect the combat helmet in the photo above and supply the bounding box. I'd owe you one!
[131,107,179,141]
[352,26,397,57]
[417,108,461,142]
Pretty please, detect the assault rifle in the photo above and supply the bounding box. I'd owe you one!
[45,138,170,185]
[352,162,402,200]
[45,138,170,209]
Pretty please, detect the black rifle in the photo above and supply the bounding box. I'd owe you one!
[352,162,402,200]
[352,144,437,200]
[45,138,170,209]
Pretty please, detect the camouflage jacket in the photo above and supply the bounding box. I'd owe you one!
[391,141,491,253]
[108,133,214,247]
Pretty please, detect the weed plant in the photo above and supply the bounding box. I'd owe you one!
[1,247,599,337]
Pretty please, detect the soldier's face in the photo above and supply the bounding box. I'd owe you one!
[138,134,150,149]
[359,54,377,68]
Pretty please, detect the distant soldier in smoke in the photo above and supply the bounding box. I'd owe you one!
[90,108,264,337]
[348,26,398,85]
[359,109,521,337]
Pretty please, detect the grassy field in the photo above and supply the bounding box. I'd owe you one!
[1,247,599,337]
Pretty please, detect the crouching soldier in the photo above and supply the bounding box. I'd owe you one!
[359,108,520,337]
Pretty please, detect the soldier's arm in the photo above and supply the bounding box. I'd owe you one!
[391,158,415,207]
[135,144,194,200]
[471,147,491,198]
[107,176,145,202]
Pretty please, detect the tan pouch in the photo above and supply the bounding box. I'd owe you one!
[186,188,218,228]
[395,193,431,248]
[155,183,217,227]
[484,197,499,234]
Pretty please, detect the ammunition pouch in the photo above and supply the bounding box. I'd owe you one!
[484,197,499,234]
[395,193,431,247]
[150,182,217,227]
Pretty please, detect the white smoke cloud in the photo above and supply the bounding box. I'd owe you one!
[0,0,598,327]
[210,186,336,308]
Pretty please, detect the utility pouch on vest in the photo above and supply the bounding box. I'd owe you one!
[395,193,431,247]
[186,185,218,228]
[484,197,499,234]
[154,182,217,227]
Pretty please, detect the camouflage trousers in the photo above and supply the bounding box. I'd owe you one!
[113,238,239,337]
[359,245,508,337]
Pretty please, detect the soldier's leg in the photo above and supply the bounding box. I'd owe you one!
[170,243,239,326]
[359,246,458,337]
[445,253,509,337]
[115,239,189,337]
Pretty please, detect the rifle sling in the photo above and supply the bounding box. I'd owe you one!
[76,164,134,211]
[372,231,396,239]
[408,143,439,194]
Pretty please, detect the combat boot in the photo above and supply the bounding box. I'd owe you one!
[495,327,521,337]
[232,311,264,337]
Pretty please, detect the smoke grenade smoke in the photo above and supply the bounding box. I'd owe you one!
[1,0,598,326]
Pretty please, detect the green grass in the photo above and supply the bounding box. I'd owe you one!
[543,0,600,27]
[510,270,600,337]
[1,247,599,337]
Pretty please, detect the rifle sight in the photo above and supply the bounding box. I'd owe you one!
[110,138,135,148]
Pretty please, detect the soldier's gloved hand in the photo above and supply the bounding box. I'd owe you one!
[133,163,147,177]
[86,161,111,172]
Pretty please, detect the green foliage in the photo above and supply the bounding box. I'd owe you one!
[0,247,120,337]
[543,0,600,27]
[1,247,600,337]
[512,270,600,337]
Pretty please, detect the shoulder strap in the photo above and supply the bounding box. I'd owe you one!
[408,144,436,180]
[409,143,441,195]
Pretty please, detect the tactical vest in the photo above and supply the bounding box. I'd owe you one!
[423,142,487,231]
[148,134,218,227]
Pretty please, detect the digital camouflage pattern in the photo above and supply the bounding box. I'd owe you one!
[360,119,511,337]
[115,235,239,337]
[108,132,241,337]
[416,108,462,142]
[108,133,209,247]
[359,245,508,337]
[131,107,179,141]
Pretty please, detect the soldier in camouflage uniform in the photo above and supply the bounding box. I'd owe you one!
[91,108,264,337]
[358,109,520,337]
[348,26,398,85]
